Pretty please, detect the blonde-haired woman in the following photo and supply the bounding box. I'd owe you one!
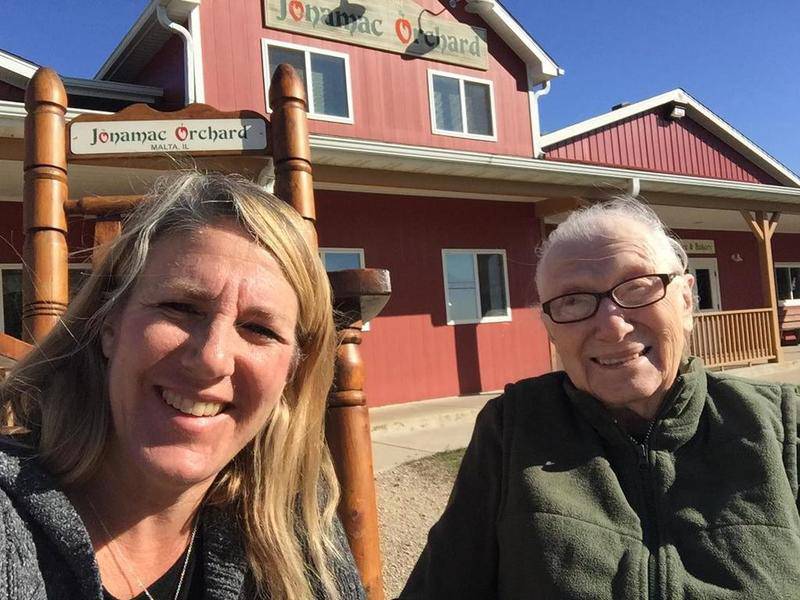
[0,172,364,600]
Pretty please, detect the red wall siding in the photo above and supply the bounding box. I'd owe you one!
[546,109,778,184]
[0,202,95,262]
[316,191,551,406]
[0,82,24,102]
[199,0,534,156]
[133,35,186,109]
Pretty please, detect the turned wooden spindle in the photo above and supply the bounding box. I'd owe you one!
[269,64,317,248]
[327,269,390,600]
[269,65,387,600]
[23,67,69,343]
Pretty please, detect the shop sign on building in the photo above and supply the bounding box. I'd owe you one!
[680,239,716,255]
[70,119,268,155]
[264,0,488,70]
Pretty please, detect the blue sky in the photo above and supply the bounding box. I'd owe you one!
[2,0,798,175]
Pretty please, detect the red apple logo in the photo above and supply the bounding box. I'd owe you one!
[395,17,412,44]
[175,125,189,141]
[288,0,304,22]
[98,131,109,143]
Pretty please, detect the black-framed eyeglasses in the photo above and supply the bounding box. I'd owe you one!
[541,273,680,324]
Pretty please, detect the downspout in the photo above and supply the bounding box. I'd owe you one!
[527,66,551,158]
[156,4,196,104]
[628,177,641,198]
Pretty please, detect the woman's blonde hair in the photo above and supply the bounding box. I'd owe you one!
[1,171,342,600]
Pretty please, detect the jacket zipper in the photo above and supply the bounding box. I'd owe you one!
[631,421,658,600]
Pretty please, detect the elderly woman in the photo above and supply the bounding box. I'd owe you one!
[401,197,800,599]
[0,173,364,599]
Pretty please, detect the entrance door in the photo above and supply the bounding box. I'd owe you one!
[688,257,722,312]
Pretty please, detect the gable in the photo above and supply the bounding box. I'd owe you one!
[544,108,779,185]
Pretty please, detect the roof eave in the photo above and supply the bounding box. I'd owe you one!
[308,134,800,205]
[95,0,200,81]
[466,0,563,83]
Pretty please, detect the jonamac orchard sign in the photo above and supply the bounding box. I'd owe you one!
[264,0,488,70]
[69,118,268,155]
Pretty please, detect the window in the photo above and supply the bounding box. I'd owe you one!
[263,40,353,123]
[319,249,370,329]
[442,250,510,324]
[775,264,800,304]
[320,248,364,272]
[428,70,496,140]
[0,264,92,338]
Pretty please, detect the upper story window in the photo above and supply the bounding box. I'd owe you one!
[442,250,510,324]
[262,40,353,124]
[428,70,496,141]
[775,263,800,304]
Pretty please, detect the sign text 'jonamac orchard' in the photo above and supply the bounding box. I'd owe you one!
[70,119,268,155]
[265,0,488,70]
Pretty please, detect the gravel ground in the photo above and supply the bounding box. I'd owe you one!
[375,449,465,599]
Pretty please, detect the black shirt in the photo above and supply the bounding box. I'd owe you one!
[102,532,204,600]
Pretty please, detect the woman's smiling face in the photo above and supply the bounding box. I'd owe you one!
[538,218,694,419]
[101,220,299,489]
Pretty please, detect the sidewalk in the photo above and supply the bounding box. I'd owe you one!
[369,392,494,472]
[369,354,800,473]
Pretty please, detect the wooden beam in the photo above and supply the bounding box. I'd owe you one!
[740,210,764,242]
[92,219,122,269]
[534,197,588,219]
[646,192,800,215]
[741,210,783,363]
[65,195,144,216]
[767,211,781,239]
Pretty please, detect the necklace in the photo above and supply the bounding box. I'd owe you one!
[87,499,198,600]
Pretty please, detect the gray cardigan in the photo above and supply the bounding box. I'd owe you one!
[0,438,365,599]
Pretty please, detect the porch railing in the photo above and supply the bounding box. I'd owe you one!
[690,308,778,368]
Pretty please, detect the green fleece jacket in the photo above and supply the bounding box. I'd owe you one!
[400,359,800,599]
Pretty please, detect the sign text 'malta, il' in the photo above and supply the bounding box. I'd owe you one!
[265,0,488,70]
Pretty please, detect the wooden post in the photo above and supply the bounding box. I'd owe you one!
[23,68,69,343]
[327,270,389,600]
[741,210,783,362]
[269,64,317,248]
[269,65,386,599]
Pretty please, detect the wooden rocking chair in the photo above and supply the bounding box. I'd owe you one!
[1,64,388,599]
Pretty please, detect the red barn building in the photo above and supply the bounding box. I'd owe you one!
[1,0,799,407]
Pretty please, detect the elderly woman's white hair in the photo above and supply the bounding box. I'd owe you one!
[535,195,689,297]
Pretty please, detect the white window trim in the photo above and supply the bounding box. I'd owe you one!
[262,38,354,125]
[775,262,800,306]
[441,249,511,325]
[0,263,91,334]
[427,69,497,142]
[319,248,370,330]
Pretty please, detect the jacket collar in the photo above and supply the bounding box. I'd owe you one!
[562,356,708,452]
[0,438,103,599]
[0,438,252,600]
